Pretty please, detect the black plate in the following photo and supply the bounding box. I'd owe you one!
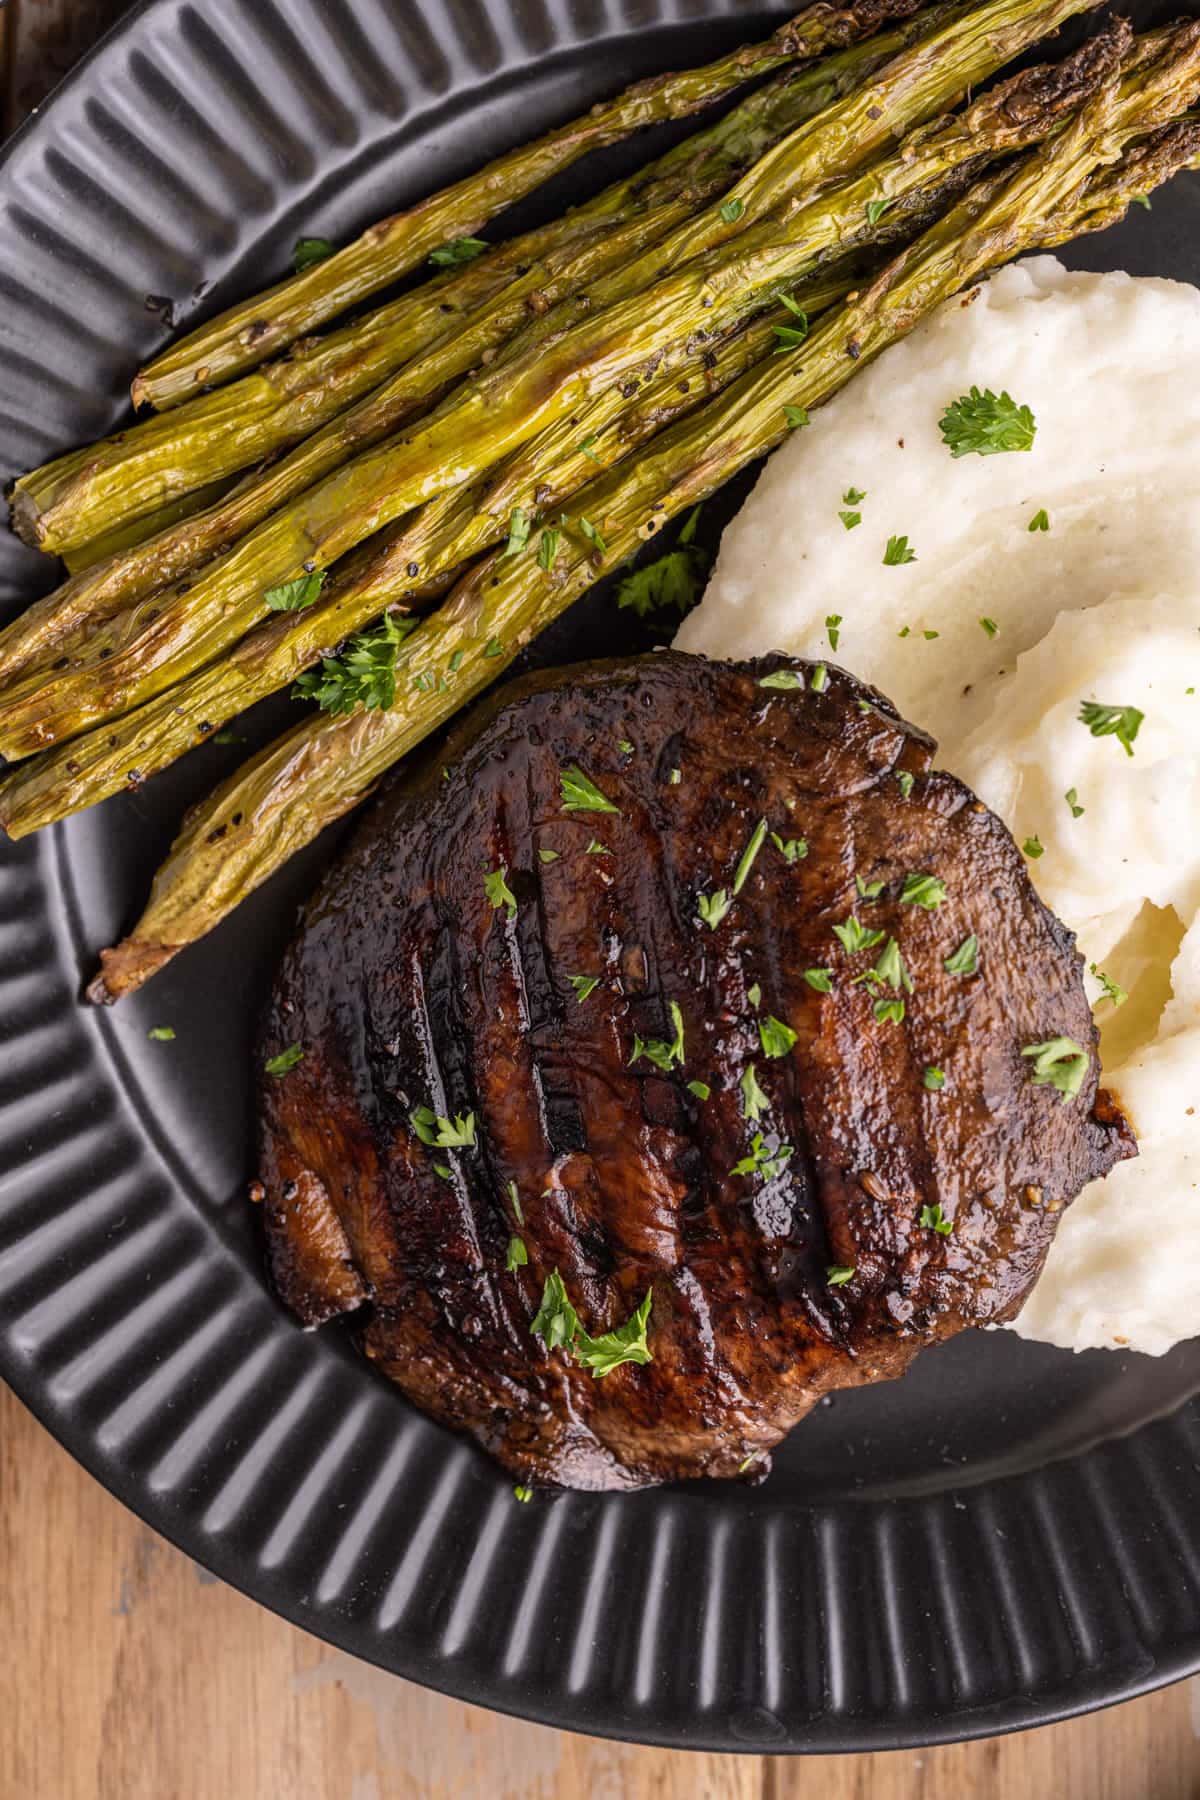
[1,0,1198,1753]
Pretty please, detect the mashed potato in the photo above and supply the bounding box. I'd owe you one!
[677,257,1200,1356]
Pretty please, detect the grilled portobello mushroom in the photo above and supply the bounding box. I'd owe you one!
[256,652,1134,1491]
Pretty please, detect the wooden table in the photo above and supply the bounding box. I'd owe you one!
[2,6,1198,1795]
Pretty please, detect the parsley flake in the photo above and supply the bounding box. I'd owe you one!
[865,197,892,226]
[980,616,999,638]
[843,487,867,505]
[531,1271,654,1376]
[747,982,762,1009]
[758,668,804,690]
[697,890,732,929]
[264,1044,303,1076]
[772,292,809,353]
[1022,1036,1089,1102]
[538,847,559,864]
[720,197,745,224]
[856,875,884,900]
[293,236,334,272]
[293,613,415,715]
[784,405,810,429]
[732,818,768,895]
[839,509,862,530]
[810,663,829,692]
[1078,700,1143,757]
[484,867,518,919]
[569,975,600,1003]
[758,1015,797,1058]
[561,765,620,814]
[1090,963,1128,1009]
[585,839,611,856]
[148,1026,175,1042]
[1022,835,1044,859]
[1065,787,1085,819]
[883,535,917,566]
[410,1105,476,1148]
[901,871,946,910]
[833,915,885,955]
[923,1066,945,1091]
[513,1484,534,1503]
[429,236,488,267]
[897,771,914,799]
[939,387,1036,457]
[944,933,978,977]
[687,1080,711,1102]
[578,515,607,556]
[1028,508,1050,532]
[731,1132,793,1181]
[873,997,905,1024]
[265,568,325,612]
[538,526,561,570]
[615,505,707,617]
[772,833,807,863]
[501,506,530,557]
[920,1202,953,1235]
[804,968,833,992]
[506,1235,529,1271]
[740,1063,770,1121]
[629,1001,685,1073]
[826,1265,855,1287]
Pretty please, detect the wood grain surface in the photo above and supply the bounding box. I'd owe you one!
[1,4,1198,1795]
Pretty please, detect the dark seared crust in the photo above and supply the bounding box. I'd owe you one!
[257,653,1135,1491]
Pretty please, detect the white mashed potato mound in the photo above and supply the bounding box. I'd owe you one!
[677,257,1200,1356]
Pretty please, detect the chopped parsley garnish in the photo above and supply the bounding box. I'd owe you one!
[615,505,707,618]
[578,515,607,556]
[731,1132,793,1180]
[772,292,809,353]
[1022,835,1044,859]
[1131,194,1152,210]
[1078,700,1143,757]
[265,568,325,612]
[618,738,634,754]
[939,387,1036,457]
[697,889,732,929]
[484,866,517,919]
[833,914,886,955]
[758,668,804,690]
[293,236,334,272]
[507,1179,524,1225]
[570,975,600,1003]
[1090,963,1128,1008]
[561,765,620,813]
[429,235,488,267]
[804,968,833,992]
[826,1265,855,1287]
[448,649,465,672]
[293,613,415,715]
[843,487,867,505]
[1022,1036,1089,1102]
[923,1066,945,1090]
[668,768,682,785]
[897,771,914,799]
[943,933,978,977]
[874,997,905,1024]
[577,433,601,463]
[687,1080,711,1102]
[856,875,884,900]
[810,663,829,692]
[1028,508,1050,532]
[758,1015,797,1058]
[920,1202,953,1235]
[901,871,946,910]
[747,982,762,1009]
[630,1001,685,1073]
[980,616,999,638]
[839,510,862,531]
[264,1044,303,1076]
[784,405,810,429]
[501,506,530,557]
[538,847,559,864]
[513,1484,534,1503]
[1065,787,1085,819]
[530,1271,654,1377]
[883,534,917,566]
[865,197,892,226]
[772,833,807,863]
[740,1063,770,1121]
[410,1106,476,1148]
[538,526,562,570]
[720,197,745,224]
[483,637,504,658]
[732,817,768,894]
[506,1235,529,1270]
[148,1026,175,1042]
[863,936,913,995]
[585,839,611,856]
[923,629,939,641]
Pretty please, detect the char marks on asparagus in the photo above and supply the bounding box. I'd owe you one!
[257,653,1134,1490]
